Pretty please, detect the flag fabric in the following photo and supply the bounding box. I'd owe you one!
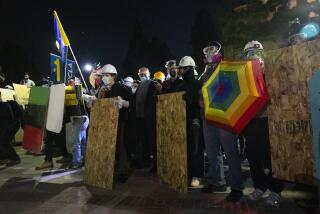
[53,11,70,46]
[53,11,70,62]
[50,53,76,83]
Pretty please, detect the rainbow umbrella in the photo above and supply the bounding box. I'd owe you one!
[202,60,269,133]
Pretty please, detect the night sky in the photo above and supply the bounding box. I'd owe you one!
[0,0,246,79]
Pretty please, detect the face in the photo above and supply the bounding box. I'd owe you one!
[138,69,150,81]
[168,66,178,78]
[24,74,29,79]
[102,73,115,86]
[67,79,75,86]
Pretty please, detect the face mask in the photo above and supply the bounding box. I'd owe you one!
[169,71,177,78]
[132,87,137,93]
[102,76,112,85]
[139,75,149,82]
[181,68,195,81]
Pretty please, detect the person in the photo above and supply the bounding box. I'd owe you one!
[200,41,245,202]
[178,56,204,187]
[98,64,132,182]
[20,73,36,88]
[198,42,228,193]
[242,40,283,206]
[65,77,90,169]
[123,76,134,88]
[162,60,184,94]
[0,99,23,169]
[134,67,160,172]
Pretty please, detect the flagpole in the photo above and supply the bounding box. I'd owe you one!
[68,45,89,91]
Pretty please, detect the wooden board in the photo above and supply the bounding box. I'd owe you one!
[265,39,320,184]
[156,92,188,193]
[84,98,119,189]
[309,71,320,181]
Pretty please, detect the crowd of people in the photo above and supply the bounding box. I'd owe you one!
[0,40,283,205]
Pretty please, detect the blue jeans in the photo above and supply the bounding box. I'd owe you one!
[202,117,244,190]
[69,116,89,166]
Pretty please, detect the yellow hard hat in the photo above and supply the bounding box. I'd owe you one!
[153,71,165,82]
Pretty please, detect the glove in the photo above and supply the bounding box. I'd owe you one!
[114,96,129,109]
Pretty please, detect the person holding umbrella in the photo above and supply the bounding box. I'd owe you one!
[199,42,244,202]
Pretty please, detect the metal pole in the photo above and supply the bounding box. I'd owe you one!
[68,45,89,91]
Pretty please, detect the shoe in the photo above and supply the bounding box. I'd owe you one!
[35,161,53,170]
[0,163,6,170]
[265,192,282,206]
[0,159,9,164]
[248,188,265,200]
[56,157,71,164]
[6,159,21,167]
[201,184,227,193]
[190,177,201,187]
[225,189,243,202]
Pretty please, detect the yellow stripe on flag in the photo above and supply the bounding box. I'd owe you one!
[53,11,70,46]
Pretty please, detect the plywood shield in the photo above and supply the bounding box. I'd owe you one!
[156,92,188,193]
[84,98,119,189]
[265,39,320,184]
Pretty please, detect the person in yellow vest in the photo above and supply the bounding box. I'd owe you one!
[65,77,90,169]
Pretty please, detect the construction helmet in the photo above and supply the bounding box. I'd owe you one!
[244,41,264,52]
[101,64,117,75]
[178,56,196,68]
[153,71,165,83]
[123,76,134,87]
[165,60,177,68]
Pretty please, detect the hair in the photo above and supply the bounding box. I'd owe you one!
[138,67,149,73]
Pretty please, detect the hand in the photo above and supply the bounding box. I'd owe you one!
[114,96,129,109]
[155,83,162,92]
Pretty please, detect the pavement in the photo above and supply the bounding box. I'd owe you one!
[0,146,319,214]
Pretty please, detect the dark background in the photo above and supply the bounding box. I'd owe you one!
[0,0,318,85]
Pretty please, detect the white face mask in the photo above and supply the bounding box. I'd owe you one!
[102,76,112,85]
[132,87,137,94]
[139,74,150,82]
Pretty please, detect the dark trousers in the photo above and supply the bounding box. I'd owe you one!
[187,118,204,178]
[0,120,20,161]
[115,122,129,175]
[44,128,70,162]
[244,117,283,193]
[136,117,156,167]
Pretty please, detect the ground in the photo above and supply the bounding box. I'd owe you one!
[0,146,319,214]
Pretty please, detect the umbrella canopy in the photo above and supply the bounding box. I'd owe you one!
[202,60,269,133]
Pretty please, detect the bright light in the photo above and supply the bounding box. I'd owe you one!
[84,64,93,72]
[56,41,60,50]
[300,22,320,39]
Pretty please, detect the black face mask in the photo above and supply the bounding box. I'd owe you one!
[170,71,177,78]
[181,68,194,81]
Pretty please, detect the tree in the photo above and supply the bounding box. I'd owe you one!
[0,40,40,86]
[123,21,151,78]
[190,9,221,75]
[123,21,174,78]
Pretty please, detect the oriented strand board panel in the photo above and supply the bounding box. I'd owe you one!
[265,39,320,184]
[84,98,119,189]
[157,92,188,193]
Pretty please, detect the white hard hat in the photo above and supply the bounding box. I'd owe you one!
[165,60,177,68]
[244,40,264,52]
[178,56,196,67]
[124,76,134,83]
[101,64,117,75]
